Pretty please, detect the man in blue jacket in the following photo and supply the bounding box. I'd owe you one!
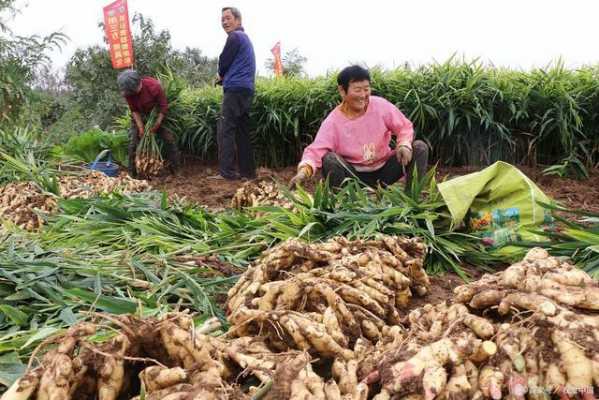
[214,7,256,180]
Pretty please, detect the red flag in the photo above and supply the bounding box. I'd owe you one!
[103,0,135,69]
[271,41,283,77]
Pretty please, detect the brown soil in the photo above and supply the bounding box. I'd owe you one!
[409,264,489,311]
[153,163,298,211]
[153,162,599,214]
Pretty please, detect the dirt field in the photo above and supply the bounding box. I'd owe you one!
[153,161,599,213]
[154,164,297,210]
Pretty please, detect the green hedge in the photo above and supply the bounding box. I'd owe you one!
[171,60,599,168]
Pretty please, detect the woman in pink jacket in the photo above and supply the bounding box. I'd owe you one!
[290,65,428,188]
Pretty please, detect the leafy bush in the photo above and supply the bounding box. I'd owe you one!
[60,128,129,166]
[0,126,60,192]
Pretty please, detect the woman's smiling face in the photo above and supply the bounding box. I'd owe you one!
[339,79,371,114]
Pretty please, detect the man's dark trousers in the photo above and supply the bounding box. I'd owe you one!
[218,90,256,179]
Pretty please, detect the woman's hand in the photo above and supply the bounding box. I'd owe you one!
[290,166,312,189]
[396,145,413,166]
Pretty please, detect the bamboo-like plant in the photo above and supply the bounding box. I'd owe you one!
[151,58,599,170]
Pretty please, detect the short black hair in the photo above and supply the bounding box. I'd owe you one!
[337,65,370,92]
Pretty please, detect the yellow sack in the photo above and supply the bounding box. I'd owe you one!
[438,161,553,247]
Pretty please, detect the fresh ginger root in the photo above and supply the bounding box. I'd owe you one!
[380,338,464,395]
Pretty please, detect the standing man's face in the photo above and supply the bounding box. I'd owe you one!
[221,10,241,33]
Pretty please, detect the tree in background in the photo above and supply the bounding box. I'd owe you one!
[31,68,70,129]
[265,47,307,77]
[0,0,67,128]
[171,47,219,87]
[62,14,218,132]
[64,44,121,131]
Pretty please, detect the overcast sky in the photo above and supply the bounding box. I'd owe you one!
[10,0,599,76]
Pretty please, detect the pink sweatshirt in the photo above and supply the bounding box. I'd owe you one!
[299,96,414,172]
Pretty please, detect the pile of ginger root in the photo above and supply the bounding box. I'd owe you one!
[363,247,599,400]
[3,244,598,400]
[0,171,151,231]
[230,179,293,210]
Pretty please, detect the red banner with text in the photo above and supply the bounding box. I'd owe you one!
[271,41,283,77]
[103,0,134,69]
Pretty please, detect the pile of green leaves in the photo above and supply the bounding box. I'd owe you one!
[42,170,503,277]
[42,192,271,264]
[0,190,258,364]
[516,203,599,278]
[0,228,235,361]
